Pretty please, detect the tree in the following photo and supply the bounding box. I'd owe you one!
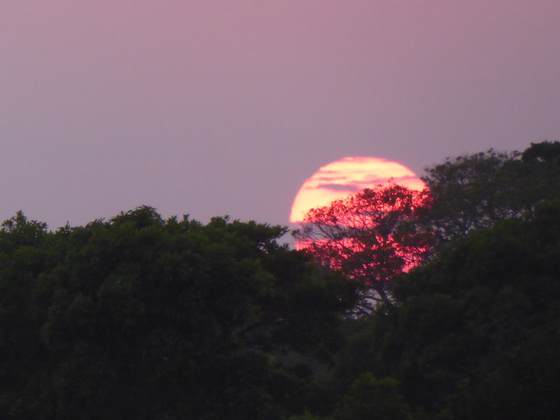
[0,212,52,419]
[421,149,521,243]
[522,139,560,164]
[293,184,433,308]
[360,200,560,419]
[0,207,359,420]
[332,373,412,420]
[422,141,560,245]
[519,141,560,210]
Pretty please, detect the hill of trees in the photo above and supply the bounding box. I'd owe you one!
[1,141,560,419]
[0,208,357,419]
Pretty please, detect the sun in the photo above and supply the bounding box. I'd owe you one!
[290,156,425,224]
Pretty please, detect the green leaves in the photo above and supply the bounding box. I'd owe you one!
[0,207,358,419]
[369,202,560,418]
[423,141,560,245]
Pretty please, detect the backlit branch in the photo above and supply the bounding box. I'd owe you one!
[294,184,433,309]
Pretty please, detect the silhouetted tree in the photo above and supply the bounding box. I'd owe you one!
[421,149,521,243]
[422,141,560,245]
[293,184,433,308]
[358,201,560,419]
[0,207,359,420]
[522,140,560,164]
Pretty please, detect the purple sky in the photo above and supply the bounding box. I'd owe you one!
[2,1,560,230]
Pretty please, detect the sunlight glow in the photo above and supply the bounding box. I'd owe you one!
[290,157,425,224]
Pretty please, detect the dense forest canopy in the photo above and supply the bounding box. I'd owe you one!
[0,208,357,419]
[1,141,560,419]
[332,200,560,419]
[422,141,560,243]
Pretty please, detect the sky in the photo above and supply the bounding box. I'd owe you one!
[2,1,560,230]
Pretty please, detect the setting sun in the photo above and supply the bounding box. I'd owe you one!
[289,157,425,224]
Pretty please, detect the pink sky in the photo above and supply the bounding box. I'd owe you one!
[1,1,560,229]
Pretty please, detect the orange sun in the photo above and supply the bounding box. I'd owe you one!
[290,156,425,224]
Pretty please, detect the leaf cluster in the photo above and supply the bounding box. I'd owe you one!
[293,141,560,419]
[423,141,560,244]
[0,207,358,419]
[294,184,433,307]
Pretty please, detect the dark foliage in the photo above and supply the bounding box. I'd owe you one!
[422,141,560,245]
[334,201,560,419]
[293,184,433,307]
[4,141,560,420]
[0,207,358,420]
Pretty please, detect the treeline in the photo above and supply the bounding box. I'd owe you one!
[0,210,358,419]
[1,142,560,419]
[292,141,560,419]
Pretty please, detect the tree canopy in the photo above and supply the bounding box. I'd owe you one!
[288,141,560,419]
[327,200,560,419]
[2,141,560,419]
[0,207,358,420]
[293,184,433,307]
[422,141,560,244]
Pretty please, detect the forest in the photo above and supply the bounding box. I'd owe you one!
[1,141,560,419]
